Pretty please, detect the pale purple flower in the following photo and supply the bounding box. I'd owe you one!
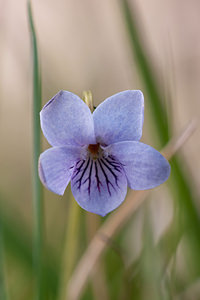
[38,90,170,216]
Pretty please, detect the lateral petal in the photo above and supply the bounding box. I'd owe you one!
[106,141,170,190]
[39,146,82,195]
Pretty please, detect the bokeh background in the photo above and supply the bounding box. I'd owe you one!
[0,0,200,299]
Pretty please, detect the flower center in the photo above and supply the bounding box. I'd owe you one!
[88,143,101,159]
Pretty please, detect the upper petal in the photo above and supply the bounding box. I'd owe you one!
[39,146,82,195]
[71,156,127,216]
[40,90,96,147]
[93,90,144,145]
[106,141,170,190]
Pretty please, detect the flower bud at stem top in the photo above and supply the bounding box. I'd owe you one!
[83,90,93,112]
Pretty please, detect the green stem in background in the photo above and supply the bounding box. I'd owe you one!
[0,222,8,300]
[126,215,182,288]
[140,204,163,300]
[121,0,200,267]
[28,2,44,300]
[86,214,109,300]
[121,0,170,147]
[0,200,59,298]
[58,195,81,300]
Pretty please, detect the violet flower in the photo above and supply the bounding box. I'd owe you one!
[39,90,170,216]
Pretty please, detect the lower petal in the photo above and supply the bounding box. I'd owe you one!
[106,141,170,190]
[71,156,127,216]
[39,146,82,195]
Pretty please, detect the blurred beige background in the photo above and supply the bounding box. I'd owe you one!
[0,0,199,238]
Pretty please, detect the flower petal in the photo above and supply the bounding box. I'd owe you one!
[71,156,127,216]
[106,141,170,190]
[93,90,144,145]
[40,90,96,147]
[39,146,82,195]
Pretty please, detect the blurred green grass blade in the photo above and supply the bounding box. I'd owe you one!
[58,196,81,300]
[28,2,44,299]
[0,200,59,298]
[126,215,181,299]
[140,206,163,300]
[157,214,182,275]
[121,0,200,267]
[128,214,182,278]
[121,0,170,146]
[0,222,8,300]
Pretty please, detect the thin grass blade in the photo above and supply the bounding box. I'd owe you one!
[0,222,8,300]
[27,2,44,299]
[121,0,200,272]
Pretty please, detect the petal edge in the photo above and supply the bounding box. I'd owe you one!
[106,141,170,190]
[39,146,82,195]
[40,90,96,147]
[71,156,127,216]
[93,90,144,145]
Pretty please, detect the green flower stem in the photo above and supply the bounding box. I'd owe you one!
[58,194,81,300]
[28,2,44,299]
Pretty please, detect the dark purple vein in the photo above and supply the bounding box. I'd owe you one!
[83,160,93,195]
[100,159,120,187]
[98,159,116,195]
[74,158,90,189]
[95,161,102,193]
